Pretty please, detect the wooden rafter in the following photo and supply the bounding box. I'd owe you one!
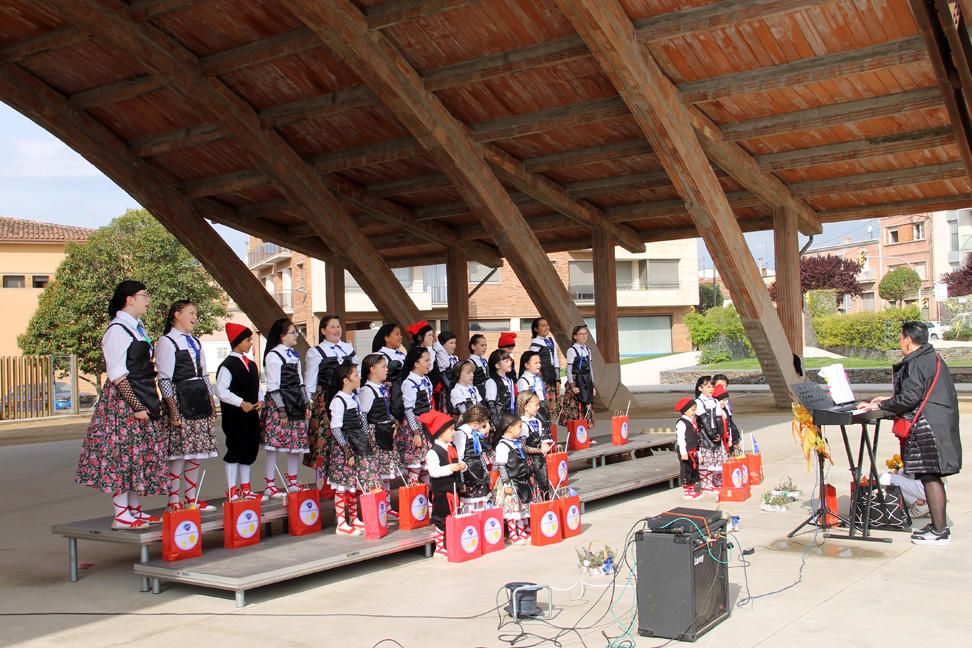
[933,0,972,118]
[50,0,422,327]
[0,26,88,61]
[556,0,801,407]
[365,0,477,29]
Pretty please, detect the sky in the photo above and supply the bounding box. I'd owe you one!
[1,100,872,267]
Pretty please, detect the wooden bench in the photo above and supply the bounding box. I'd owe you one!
[568,432,675,468]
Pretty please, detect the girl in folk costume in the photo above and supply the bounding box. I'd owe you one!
[328,360,378,536]
[214,323,263,502]
[437,330,460,406]
[561,325,596,426]
[260,318,310,499]
[450,360,483,416]
[517,391,555,498]
[484,349,517,432]
[491,413,532,545]
[421,411,467,557]
[406,320,446,410]
[399,344,435,484]
[304,315,357,482]
[453,404,493,512]
[468,334,490,399]
[694,375,727,494]
[76,281,168,529]
[497,332,519,382]
[358,353,399,520]
[714,384,742,453]
[517,351,549,424]
[157,300,218,512]
[674,398,703,500]
[528,318,561,423]
[372,322,406,426]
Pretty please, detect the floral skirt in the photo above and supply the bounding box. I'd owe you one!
[559,381,594,425]
[396,419,429,469]
[492,478,530,520]
[543,381,560,423]
[368,423,399,480]
[260,399,308,453]
[326,439,381,491]
[699,444,728,472]
[303,387,332,470]
[75,381,168,496]
[164,414,217,460]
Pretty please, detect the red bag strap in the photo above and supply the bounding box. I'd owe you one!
[912,355,941,422]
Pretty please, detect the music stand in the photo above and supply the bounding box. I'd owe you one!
[787,383,852,538]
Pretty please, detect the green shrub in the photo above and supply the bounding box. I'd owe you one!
[806,289,838,318]
[944,324,972,341]
[686,305,753,361]
[813,306,920,351]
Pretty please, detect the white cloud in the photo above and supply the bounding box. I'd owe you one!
[1,138,101,178]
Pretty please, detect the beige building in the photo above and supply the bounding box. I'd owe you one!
[0,216,92,356]
[247,238,700,357]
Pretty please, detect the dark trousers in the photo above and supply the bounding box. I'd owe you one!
[679,456,700,488]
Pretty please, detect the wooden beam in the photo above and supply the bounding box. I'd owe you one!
[365,0,477,29]
[773,209,803,357]
[524,140,654,173]
[791,161,967,197]
[129,0,199,22]
[0,62,299,350]
[194,202,333,263]
[633,0,835,42]
[287,0,633,408]
[180,170,269,199]
[0,27,88,61]
[52,0,422,329]
[325,259,347,324]
[818,193,972,221]
[70,75,162,109]
[592,229,619,364]
[198,28,322,77]
[446,247,470,357]
[130,124,222,157]
[722,88,943,140]
[558,0,801,408]
[934,0,972,117]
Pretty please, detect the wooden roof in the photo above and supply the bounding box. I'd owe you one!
[1,0,970,269]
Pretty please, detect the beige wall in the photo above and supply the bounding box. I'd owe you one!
[0,242,69,356]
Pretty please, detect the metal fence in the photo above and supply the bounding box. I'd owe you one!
[0,354,88,421]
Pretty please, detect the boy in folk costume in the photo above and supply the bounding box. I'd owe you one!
[421,410,467,557]
[214,323,263,502]
[674,397,703,500]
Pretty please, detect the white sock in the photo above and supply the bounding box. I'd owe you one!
[128,492,141,511]
[112,492,130,519]
[184,460,201,502]
[239,464,251,485]
[168,459,185,502]
[226,462,238,489]
[264,450,278,484]
[286,453,300,478]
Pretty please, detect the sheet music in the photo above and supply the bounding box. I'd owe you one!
[817,363,855,405]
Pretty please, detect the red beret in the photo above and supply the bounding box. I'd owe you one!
[675,397,695,413]
[225,322,253,347]
[713,384,728,400]
[418,410,455,439]
[406,320,433,338]
[497,332,517,348]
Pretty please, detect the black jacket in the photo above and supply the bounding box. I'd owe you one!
[883,344,962,476]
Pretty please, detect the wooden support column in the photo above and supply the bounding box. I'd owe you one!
[557,0,801,407]
[592,230,620,364]
[773,209,803,361]
[325,259,346,326]
[446,248,470,359]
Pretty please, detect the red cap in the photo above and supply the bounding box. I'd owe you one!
[497,332,517,348]
[225,322,253,347]
[418,410,455,439]
[713,384,728,400]
[675,397,695,414]
[406,320,433,338]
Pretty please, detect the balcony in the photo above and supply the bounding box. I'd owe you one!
[273,290,293,313]
[248,243,291,269]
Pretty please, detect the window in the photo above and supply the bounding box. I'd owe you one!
[295,264,304,290]
[842,293,851,312]
[913,222,925,240]
[2,275,25,288]
[32,275,49,289]
[468,261,501,284]
[915,262,927,280]
[568,261,594,300]
[469,319,509,332]
[862,292,875,311]
[393,267,413,289]
[887,229,899,244]
[615,261,634,290]
[951,221,959,252]
[642,260,680,289]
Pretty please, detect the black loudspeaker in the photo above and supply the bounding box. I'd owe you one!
[634,507,730,642]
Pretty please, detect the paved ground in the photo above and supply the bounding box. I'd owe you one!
[0,405,968,647]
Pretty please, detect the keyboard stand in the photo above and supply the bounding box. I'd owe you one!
[787,432,851,539]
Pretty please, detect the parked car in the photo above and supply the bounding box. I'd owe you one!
[925,321,948,340]
[1,382,96,417]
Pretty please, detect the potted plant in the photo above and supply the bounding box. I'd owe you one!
[576,543,617,577]
[771,476,801,501]
[760,491,790,512]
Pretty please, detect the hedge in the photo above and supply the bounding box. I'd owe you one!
[813,306,920,351]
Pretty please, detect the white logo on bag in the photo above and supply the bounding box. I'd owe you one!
[741,464,749,484]
[173,520,199,551]
[236,509,258,539]
[461,524,479,553]
[411,494,428,521]
[541,510,559,538]
[566,504,580,531]
[557,459,568,482]
[299,499,319,526]
[621,421,629,439]
[483,516,502,545]
[732,467,744,488]
[378,500,388,527]
[576,425,588,443]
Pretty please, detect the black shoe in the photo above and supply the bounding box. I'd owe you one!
[910,523,934,538]
[911,526,951,546]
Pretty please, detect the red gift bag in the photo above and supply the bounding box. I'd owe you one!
[559,495,582,539]
[545,450,569,490]
[824,484,840,527]
[746,452,763,485]
[611,415,630,446]
[162,508,202,562]
[549,423,558,445]
[480,507,505,555]
[722,458,750,489]
[531,500,563,546]
[447,511,483,563]
[360,489,390,539]
[223,499,261,549]
[314,468,335,501]
[398,483,430,531]
[287,488,321,537]
[567,420,591,451]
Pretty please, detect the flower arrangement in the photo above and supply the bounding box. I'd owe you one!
[771,476,801,500]
[886,453,903,471]
[576,543,616,576]
[792,403,831,469]
[760,491,790,512]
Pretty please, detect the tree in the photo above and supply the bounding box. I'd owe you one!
[942,255,972,297]
[879,266,922,306]
[697,283,723,313]
[768,254,863,304]
[18,209,228,388]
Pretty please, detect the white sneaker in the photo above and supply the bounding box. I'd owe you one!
[909,502,930,519]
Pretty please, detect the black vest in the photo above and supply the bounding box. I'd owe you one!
[269,350,306,418]
[334,393,369,456]
[380,351,406,421]
[532,339,558,386]
[108,323,161,419]
[498,437,531,504]
[696,399,723,449]
[364,384,394,451]
[406,376,431,416]
[429,442,461,495]
[678,416,700,452]
[570,344,595,405]
[471,358,488,398]
[522,417,547,450]
[315,344,356,403]
[490,376,516,414]
[164,333,212,420]
[217,355,260,432]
